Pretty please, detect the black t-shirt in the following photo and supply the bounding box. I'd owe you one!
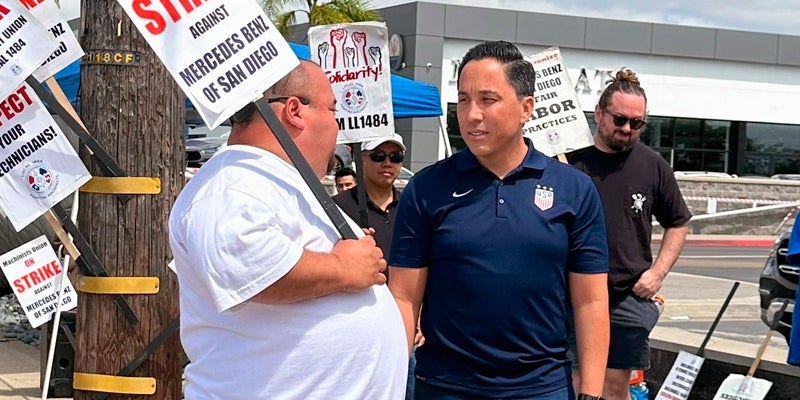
[567,143,691,301]
[332,186,400,278]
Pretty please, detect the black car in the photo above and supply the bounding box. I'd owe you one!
[758,229,798,343]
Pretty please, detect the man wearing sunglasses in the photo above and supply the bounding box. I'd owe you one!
[333,133,406,266]
[567,68,691,400]
[169,60,407,399]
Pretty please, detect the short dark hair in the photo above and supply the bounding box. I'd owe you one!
[229,60,314,125]
[457,41,535,98]
[334,167,356,180]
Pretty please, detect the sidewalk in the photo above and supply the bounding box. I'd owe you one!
[0,338,42,400]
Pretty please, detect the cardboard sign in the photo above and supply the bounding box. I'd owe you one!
[0,0,59,99]
[308,22,394,143]
[117,0,299,128]
[0,83,91,231]
[523,47,593,156]
[655,350,705,400]
[0,235,77,328]
[20,0,84,80]
[712,374,772,400]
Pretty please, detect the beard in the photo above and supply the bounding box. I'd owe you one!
[603,130,639,152]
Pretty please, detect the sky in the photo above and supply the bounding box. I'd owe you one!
[368,0,800,36]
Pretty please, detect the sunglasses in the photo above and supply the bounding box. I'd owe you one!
[368,150,404,164]
[605,110,646,130]
[230,96,311,124]
[266,96,311,105]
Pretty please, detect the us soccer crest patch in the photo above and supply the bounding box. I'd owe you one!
[534,185,554,211]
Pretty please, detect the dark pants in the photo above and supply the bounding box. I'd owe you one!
[414,379,574,400]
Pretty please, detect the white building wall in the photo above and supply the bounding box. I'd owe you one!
[441,38,800,125]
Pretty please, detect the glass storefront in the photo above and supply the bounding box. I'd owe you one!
[743,122,800,175]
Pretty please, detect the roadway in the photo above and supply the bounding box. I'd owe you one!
[654,243,788,349]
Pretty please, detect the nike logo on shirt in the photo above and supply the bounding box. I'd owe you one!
[452,189,474,198]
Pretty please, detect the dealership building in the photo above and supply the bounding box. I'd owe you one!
[376,2,800,176]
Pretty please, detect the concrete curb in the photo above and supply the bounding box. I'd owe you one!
[653,235,777,248]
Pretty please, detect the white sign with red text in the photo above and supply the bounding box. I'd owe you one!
[21,0,84,80]
[0,235,77,328]
[309,22,394,143]
[117,0,299,128]
[0,0,59,99]
[655,350,705,400]
[523,47,593,157]
[0,83,91,231]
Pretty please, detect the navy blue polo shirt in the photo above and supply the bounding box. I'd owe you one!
[389,140,609,398]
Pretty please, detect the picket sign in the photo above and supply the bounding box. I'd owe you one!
[712,375,772,400]
[0,0,59,99]
[655,282,741,400]
[308,22,394,143]
[0,234,77,328]
[116,0,299,128]
[0,82,92,231]
[523,46,593,159]
[117,1,357,240]
[20,0,84,81]
[710,300,789,400]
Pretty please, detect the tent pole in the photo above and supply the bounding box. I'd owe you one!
[438,116,453,159]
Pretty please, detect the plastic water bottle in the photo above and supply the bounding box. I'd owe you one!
[629,370,649,400]
[630,381,649,400]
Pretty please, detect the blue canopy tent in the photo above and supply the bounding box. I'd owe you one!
[54,43,443,120]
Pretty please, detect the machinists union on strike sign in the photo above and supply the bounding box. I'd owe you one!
[117,0,299,128]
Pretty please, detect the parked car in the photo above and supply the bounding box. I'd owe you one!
[674,171,736,179]
[185,125,231,168]
[758,228,798,343]
[771,174,800,181]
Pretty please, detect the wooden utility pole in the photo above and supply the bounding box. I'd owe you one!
[75,1,184,399]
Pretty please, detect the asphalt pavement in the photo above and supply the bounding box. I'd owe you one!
[0,234,795,400]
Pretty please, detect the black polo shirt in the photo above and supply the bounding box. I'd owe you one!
[332,186,401,263]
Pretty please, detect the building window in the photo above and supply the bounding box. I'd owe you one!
[743,122,800,175]
[745,123,800,153]
[642,116,674,148]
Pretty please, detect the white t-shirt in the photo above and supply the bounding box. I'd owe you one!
[169,145,407,400]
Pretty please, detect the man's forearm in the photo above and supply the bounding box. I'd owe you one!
[574,298,610,395]
[251,249,349,304]
[394,298,419,354]
[651,225,689,277]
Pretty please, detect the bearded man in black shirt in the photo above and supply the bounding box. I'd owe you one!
[567,68,691,400]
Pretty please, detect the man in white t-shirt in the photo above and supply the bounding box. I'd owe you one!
[169,60,408,399]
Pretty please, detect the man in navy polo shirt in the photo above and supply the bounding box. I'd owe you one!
[389,41,610,400]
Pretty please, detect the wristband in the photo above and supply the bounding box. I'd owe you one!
[577,394,604,400]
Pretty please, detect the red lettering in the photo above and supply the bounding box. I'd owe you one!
[131,0,210,35]
[13,278,25,293]
[18,0,45,11]
[31,270,43,285]
[0,86,35,127]
[159,0,182,23]
[132,0,167,35]
[0,3,10,17]
[40,261,57,280]
[11,261,64,293]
